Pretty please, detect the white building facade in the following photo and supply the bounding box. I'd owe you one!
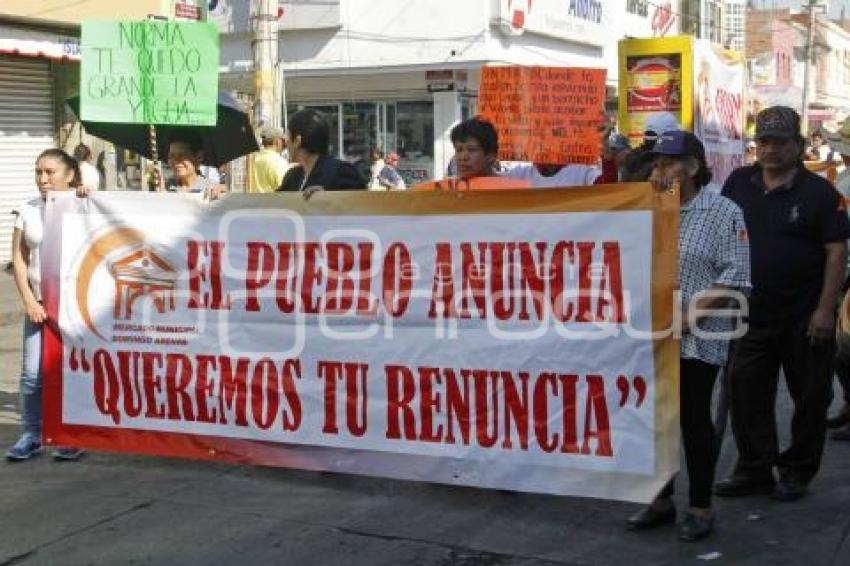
[722,0,746,52]
[212,0,677,183]
[812,16,850,125]
[0,20,80,262]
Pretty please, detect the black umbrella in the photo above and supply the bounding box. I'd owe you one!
[66,92,259,167]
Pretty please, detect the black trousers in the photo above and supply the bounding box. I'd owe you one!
[729,321,835,483]
[660,358,720,509]
[835,357,850,406]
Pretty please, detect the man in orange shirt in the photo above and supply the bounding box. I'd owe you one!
[413,117,530,190]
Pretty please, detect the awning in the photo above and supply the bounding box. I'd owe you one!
[807,109,834,120]
[0,25,79,61]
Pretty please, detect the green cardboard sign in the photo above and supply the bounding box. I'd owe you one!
[80,20,219,125]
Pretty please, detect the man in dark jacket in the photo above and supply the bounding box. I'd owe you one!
[278,109,368,192]
[715,106,850,501]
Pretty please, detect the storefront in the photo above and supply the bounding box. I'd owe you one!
[228,52,502,183]
[213,0,618,184]
[212,0,679,186]
[0,22,79,263]
[217,62,480,184]
[284,100,433,185]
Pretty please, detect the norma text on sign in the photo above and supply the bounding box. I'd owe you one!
[80,20,219,125]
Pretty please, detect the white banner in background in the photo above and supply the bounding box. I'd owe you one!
[693,40,746,191]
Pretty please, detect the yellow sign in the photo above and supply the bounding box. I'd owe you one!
[618,36,694,146]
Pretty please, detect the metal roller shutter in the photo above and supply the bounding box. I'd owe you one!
[0,56,54,263]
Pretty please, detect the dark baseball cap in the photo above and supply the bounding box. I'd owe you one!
[649,130,706,161]
[755,106,800,140]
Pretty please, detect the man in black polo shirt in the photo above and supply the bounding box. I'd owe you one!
[715,106,850,501]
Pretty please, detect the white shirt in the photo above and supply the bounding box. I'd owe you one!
[816,145,833,162]
[369,158,386,191]
[14,197,45,301]
[80,161,101,190]
[200,165,221,184]
[166,175,214,202]
[502,163,601,188]
[836,167,850,197]
[679,190,751,366]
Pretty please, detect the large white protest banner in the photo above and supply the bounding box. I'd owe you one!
[41,185,678,502]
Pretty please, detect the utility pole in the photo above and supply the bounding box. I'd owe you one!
[800,0,823,136]
[253,0,280,129]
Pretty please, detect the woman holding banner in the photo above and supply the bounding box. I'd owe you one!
[626,131,750,541]
[164,131,227,200]
[74,133,226,200]
[7,149,85,462]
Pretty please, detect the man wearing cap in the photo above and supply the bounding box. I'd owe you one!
[250,126,291,193]
[715,106,850,501]
[621,112,682,182]
[627,130,750,541]
[251,126,291,193]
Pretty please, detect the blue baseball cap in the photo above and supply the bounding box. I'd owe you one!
[649,130,706,161]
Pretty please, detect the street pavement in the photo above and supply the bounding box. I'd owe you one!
[0,270,848,565]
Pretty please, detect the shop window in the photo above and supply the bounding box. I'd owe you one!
[342,102,378,161]
[395,101,434,186]
[461,95,478,121]
[285,100,434,184]
[382,103,397,155]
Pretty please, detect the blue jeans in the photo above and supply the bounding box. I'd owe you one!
[19,317,42,439]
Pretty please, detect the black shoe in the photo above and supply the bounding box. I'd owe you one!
[831,423,850,441]
[678,512,714,542]
[626,505,676,530]
[772,477,808,502]
[827,405,850,429]
[714,474,775,497]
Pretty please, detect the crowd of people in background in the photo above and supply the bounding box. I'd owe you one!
[61,104,697,197]
[9,102,850,546]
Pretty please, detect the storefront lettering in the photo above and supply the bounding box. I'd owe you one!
[651,3,675,36]
[715,88,743,140]
[62,38,81,57]
[626,0,648,17]
[568,0,602,24]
